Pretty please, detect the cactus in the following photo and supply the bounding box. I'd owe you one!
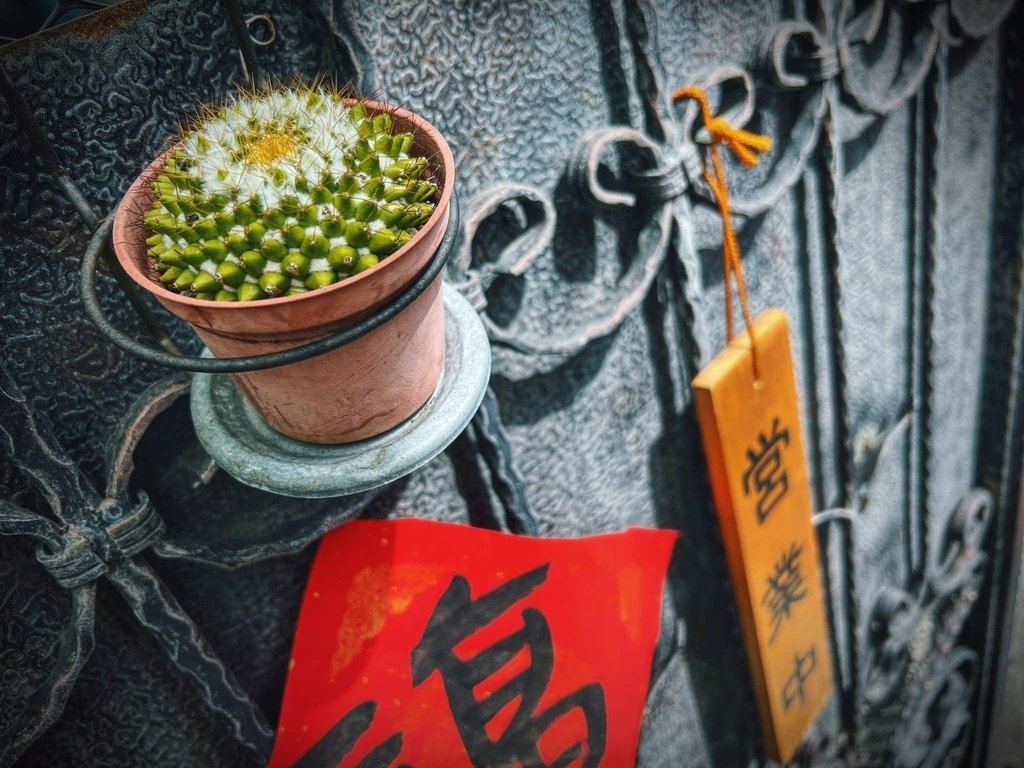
[144,85,438,301]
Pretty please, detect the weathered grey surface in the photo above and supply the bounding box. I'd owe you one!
[0,0,1022,766]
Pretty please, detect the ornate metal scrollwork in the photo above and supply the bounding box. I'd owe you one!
[770,22,841,90]
[895,647,978,768]
[838,0,943,116]
[856,490,993,768]
[927,488,992,599]
[448,131,675,378]
[863,586,918,707]
[675,64,828,217]
[448,183,556,316]
[0,365,274,764]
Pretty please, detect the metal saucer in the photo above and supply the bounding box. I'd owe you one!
[190,283,491,498]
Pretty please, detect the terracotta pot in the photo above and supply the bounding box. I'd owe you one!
[113,100,455,444]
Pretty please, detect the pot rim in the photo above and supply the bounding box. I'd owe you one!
[112,98,455,313]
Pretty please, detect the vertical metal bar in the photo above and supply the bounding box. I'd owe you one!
[470,388,539,536]
[818,106,853,514]
[817,66,859,738]
[974,6,1024,763]
[905,59,938,592]
[904,91,922,587]
[812,30,859,736]
[913,19,944,589]
[795,177,826,513]
[623,0,672,144]
[796,165,853,755]
[0,63,181,355]
[976,226,1024,765]
[218,0,263,89]
[668,232,708,385]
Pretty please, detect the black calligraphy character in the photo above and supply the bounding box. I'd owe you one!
[782,645,817,712]
[293,700,411,768]
[742,417,791,523]
[411,564,607,768]
[762,543,807,643]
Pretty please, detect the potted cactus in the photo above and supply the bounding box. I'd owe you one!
[113,85,455,444]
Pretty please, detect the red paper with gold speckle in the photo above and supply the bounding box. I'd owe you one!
[269,519,677,768]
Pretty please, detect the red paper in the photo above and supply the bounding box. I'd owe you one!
[269,519,677,768]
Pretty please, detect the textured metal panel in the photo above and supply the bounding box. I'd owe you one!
[0,0,1021,766]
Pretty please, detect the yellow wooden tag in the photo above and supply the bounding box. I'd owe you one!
[692,309,832,763]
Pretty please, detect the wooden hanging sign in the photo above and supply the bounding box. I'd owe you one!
[693,309,832,763]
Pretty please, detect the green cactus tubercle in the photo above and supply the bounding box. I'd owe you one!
[144,87,438,301]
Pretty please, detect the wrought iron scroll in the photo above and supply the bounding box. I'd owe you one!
[838,1,943,117]
[0,364,273,765]
[447,189,542,535]
[857,489,993,768]
[454,160,673,363]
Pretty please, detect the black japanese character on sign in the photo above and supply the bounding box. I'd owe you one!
[294,700,410,768]
[762,543,807,643]
[411,564,607,768]
[743,417,790,524]
[782,645,817,712]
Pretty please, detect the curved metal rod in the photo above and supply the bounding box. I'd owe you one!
[0,583,96,767]
[80,196,459,374]
[677,66,827,217]
[485,204,673,356]
[812,507,857,527]
[837,1,941,117]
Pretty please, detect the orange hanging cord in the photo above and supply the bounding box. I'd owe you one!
[672,85,772,381]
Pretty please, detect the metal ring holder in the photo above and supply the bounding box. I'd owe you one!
[81,198,495,498]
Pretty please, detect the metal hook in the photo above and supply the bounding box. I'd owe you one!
[237,15,275,83]
[245,14,276,46]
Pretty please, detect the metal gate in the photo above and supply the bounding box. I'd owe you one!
[1,0,1022,765]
